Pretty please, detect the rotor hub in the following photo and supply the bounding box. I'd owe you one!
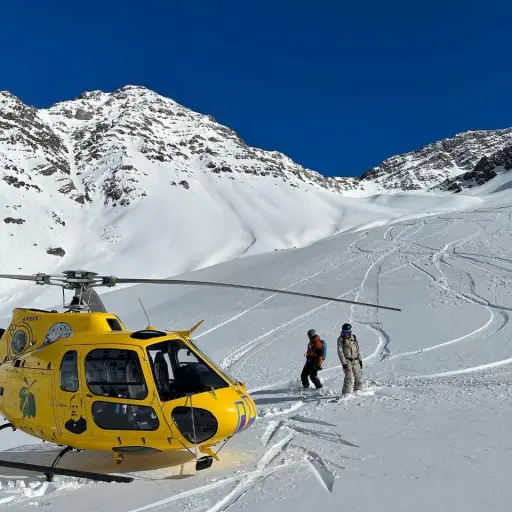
[29,270,117,290]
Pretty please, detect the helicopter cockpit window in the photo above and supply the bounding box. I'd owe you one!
[147,339,229,401]
[60,350,79,392]
[85,349,148,400]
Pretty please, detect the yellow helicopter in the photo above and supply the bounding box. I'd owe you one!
[0,270,400,483]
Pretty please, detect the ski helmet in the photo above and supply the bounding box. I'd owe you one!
[307,329,316,338]
[342,323,352,333]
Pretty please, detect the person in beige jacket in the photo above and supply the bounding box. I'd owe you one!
[337,323,364,395]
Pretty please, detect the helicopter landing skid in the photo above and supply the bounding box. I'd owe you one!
[0,459,133,483]
[0,425,132,483]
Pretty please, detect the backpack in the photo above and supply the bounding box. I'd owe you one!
[320,339,327,359]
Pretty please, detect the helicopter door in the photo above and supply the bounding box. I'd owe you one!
[147,340,231,445]
[55,349,92,439]
[80,346,166,447]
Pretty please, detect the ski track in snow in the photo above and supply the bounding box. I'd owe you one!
[221,284,362,371]
[197,232,371,341]
[453,252,512,282]
[364,323,390,361]
[404,355,512,381]
[218,219,454,377]
[231,220,438,377]
[388,212,512,378]
[124,435,296,512]
[389,309,496,359]
[300,448,337,493]
[202,434,295,512]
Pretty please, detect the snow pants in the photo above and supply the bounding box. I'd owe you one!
[342,360,363,395]
[301,359,322,389]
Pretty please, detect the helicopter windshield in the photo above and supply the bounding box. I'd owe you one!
[147,339,229,401]
[189,339,239,386]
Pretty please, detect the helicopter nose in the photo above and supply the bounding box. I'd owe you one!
[167,391,257,446]
[229,391,257,435]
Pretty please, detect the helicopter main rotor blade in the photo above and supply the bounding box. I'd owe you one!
[113,278,402,312]
[0,272,402,311]
[0,273,39,281]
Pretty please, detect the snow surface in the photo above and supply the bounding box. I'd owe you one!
[0,173,512,510]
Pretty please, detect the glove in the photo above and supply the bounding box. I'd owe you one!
[359,359,363,369]
[342,364,348,370]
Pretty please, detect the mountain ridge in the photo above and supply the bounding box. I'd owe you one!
[360,127,512,191]
[0,84,509,284]
[3,85,511,198]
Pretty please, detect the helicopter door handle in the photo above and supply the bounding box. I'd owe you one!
[85,394,93,398]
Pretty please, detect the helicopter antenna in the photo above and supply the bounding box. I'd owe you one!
[138,298,151,327]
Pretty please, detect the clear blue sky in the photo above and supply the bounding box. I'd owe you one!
[1,0,509,177]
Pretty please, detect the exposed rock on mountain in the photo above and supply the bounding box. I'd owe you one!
[39,85,364,208]
[360,129,512,191]
[433,144,512,193]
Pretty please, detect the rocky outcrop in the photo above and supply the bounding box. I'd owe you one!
[361,130,512,191]
[433,144,512,192]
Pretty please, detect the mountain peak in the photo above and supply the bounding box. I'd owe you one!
[0,91,25,111]
[114,84,151,93]
[0,90,21,101]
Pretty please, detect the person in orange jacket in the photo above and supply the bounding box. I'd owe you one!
[300,329,325,389]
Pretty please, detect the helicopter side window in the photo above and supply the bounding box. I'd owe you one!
[147,339,229,401]
[85,349,148,400]
[60,350,79,392]
[91,402,159,431]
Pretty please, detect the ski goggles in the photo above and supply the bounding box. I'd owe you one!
[342,329,351,334]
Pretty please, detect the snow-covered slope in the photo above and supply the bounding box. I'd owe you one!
[0,170,512,510]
